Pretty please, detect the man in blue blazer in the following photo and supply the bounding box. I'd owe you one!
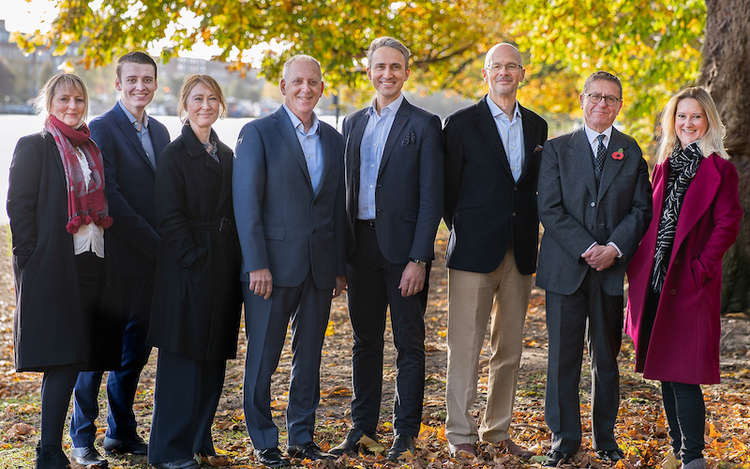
[69,52,170,467]
[233,55,346,468]
[329,37,444,462]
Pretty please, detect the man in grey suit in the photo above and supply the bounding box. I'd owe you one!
[233,55,346,468]
[536,71,651,466]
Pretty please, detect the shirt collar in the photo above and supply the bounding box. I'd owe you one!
[368,93,404,118]
[118,100,149,129]
[486,96,522,122]
[283,104,319,136]
[584,124,613,146]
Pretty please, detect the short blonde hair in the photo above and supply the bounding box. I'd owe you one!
[177,74,227,122]
[656,86,729,164]
[36,73,89,125]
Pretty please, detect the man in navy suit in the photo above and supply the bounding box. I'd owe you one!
[329,37,444,462]
[233,55,346,468]
[69,51,170,467]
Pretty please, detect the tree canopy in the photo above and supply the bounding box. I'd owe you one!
[14,0,705,146]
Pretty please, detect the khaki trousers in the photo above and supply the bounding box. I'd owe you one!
[445,249,533,445]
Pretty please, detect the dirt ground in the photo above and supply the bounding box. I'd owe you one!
[1,226,749,468]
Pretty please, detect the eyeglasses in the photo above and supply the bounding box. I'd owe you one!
[488,63,522,72]
[584,93,621,106]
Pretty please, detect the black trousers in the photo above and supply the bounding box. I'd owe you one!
[40,253,104,450]
[661,381,705,464]
[545,270,623,453]
[346,222,429,438]
[148,349,226,464]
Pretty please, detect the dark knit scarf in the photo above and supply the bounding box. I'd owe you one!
[45,115,113,234]
[650,141,702,292]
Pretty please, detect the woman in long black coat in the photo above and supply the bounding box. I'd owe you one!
[147,74,242,469]
[7,73,120,469]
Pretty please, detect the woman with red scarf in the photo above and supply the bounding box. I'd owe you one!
[7,73,119,469]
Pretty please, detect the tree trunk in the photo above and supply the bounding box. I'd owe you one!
[699,0,750,315]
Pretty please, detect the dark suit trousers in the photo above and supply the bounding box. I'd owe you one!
[70,273,153,447]
[148,349,225,464]
[545,270,623,453]
[347,222,428,438]
[242,273,332,449]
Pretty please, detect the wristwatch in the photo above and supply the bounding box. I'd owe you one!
[410,258,427,267]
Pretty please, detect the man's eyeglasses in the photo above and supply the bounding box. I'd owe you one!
[584,93,621,106]
[488,63,522,72]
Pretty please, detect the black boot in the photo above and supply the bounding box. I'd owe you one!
[36,444,70,469]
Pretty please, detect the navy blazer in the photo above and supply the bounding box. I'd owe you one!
[90,104,170,273]
[233,107,346,290]
[443,96,548,275]
[343,98,444,264]
[536,127,652,296]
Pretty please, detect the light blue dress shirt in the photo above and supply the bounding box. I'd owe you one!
[357,94,404,219]
[118,100,156,167]
[283,104,324,194]
[486,97,525,182]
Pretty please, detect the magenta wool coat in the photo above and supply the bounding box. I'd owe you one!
[625,153,742,384]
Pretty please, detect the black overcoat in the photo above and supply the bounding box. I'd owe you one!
[7,131,123,372]
[148,124,242,361]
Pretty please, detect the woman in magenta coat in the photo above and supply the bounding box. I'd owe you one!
[625,87,742,469]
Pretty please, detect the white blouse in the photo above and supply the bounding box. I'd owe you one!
[72,147,104,258]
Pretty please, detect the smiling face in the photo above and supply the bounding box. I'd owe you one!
[50,84,86,128]
[482,44,525,100]
[115,62,157,116]
[674,97,707,148]
[280,58,324,122]
[367,46,410,106]
[185,82,220,130]
[580,79,623,133]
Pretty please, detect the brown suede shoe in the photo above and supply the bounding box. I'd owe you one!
[449,442,477,457]
[498,439,534,459]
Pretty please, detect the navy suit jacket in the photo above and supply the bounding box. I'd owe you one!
[90,104,170,274]
[536,127,652,296]
[233,107,346,290]
[443,96,548,275]
[343,98,444,264]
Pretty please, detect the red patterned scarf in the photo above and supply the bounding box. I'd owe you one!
[45,115,113,234]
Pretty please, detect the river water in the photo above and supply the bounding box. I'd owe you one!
[0,113,339,223]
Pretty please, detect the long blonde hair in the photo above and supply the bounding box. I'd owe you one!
[656,86,729,164]
[36,73,89,125]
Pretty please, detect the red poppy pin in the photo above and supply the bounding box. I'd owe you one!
[611,148,624,160]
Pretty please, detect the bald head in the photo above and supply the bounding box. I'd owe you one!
[484,43,522,69]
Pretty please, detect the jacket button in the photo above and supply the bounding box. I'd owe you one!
[590,202,596,207]
[513,187,518,191]
[670,289,677,295]
[512,212,516,216]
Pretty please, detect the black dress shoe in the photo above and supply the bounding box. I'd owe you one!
[287,442,335,460]
[70,446,108,467]
[102,436,147,456]
[543,449,572,467]
[35,444,70,469]
[387,434,416,462]
[153,458,200,469]
[596,448,625,462]
[329,428,382,456]
[254,447,290,468]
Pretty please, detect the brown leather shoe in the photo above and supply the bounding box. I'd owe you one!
[498,439,534,459]
[449,443,477,457]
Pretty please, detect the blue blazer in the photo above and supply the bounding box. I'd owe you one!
[90,104,171,274]
[343,98,444,264]
[233,107,346,290]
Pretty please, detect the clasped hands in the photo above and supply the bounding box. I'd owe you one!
[581,244,618,271]
[248,268,347,299]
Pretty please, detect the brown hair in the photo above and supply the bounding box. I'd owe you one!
[116,51,157,80]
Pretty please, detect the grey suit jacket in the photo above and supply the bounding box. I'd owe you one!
[536,127,652,296]
[233,107,346,289]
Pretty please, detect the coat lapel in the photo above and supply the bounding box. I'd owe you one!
[377,99,409,179]
[273,107,313,194]
[315,125,334,200]
[670,156,720,262]
[568,128,598,198]
[112,105,156,171]
[518,104,537,182]
[597,127,627,199]
[476,96,513,180]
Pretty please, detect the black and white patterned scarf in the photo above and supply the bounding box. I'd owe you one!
[650,142,703,293]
